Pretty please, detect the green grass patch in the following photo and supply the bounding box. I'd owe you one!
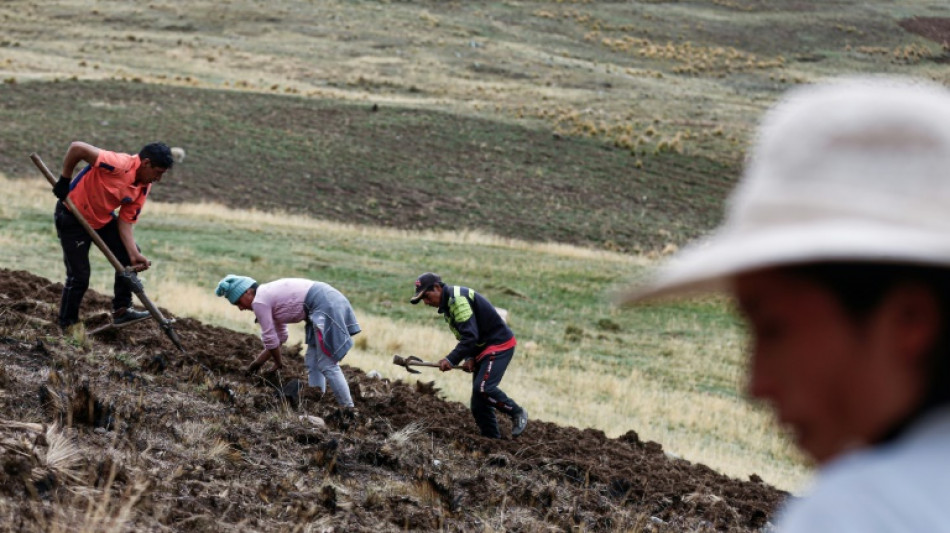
[1,79,735,254]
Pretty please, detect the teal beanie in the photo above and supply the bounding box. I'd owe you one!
[215,275,257,304]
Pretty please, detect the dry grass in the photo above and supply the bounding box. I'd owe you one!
[2,0,945,169]
[0,174,810,492]
[0,420,150,533]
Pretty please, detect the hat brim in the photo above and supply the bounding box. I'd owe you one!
[410,286,431,305]
[615,220,950,305]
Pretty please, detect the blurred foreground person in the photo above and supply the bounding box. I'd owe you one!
[410,272,528,438]
[618,77,950,531]
[53,141,173,330]
[216,275,361,408]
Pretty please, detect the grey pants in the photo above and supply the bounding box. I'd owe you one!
[305,345,353,407]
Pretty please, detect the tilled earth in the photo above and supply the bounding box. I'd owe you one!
[0,268,787,532]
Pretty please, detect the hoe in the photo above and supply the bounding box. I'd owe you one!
[392,354,472,374]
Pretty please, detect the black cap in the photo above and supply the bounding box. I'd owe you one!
[410,272,441,304]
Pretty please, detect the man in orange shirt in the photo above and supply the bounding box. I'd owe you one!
[52,141,174,330]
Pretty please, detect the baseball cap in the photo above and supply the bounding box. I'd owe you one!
[616,76,950,304]
[410,272,442,304]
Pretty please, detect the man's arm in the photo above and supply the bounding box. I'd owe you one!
[53,142,101,199]
[446,318,479,363]
[117,219,150,271]
[439,314,481,371]
[61,142,100,177]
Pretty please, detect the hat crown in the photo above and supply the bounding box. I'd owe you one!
[215,274,256,305]
[617,76,950,304]
[410,272,442,304]
[415,272,441,288]
[730,78,950,233]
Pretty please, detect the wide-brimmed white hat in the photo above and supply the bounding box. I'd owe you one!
[618,76,950,304]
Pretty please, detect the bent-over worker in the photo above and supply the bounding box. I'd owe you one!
[53,141,174,330]
[411,272,528,438]
[216,275,361,408]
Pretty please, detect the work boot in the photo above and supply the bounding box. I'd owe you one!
[342,406,359,423]
[281,379,301,410]
[510,408,528,437]
[112,307,149,326]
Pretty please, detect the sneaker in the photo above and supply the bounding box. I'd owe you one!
[112,307,150,326]
[511,408,528,437]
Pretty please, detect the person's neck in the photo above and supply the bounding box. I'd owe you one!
[874,397,938,445]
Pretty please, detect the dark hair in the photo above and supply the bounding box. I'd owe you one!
[785,262,950,411]
[139,142,174,169]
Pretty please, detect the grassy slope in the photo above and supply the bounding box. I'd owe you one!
[1,0,948,493]
[3,0,946,252]
[1,176,805,491]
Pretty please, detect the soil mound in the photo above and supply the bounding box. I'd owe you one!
[0,267,787,531]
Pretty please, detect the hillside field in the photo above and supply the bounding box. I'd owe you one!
[2,0,949,530]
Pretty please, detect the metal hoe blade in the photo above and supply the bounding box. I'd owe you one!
[392,354,421,374]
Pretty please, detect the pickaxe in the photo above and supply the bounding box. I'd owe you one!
[30,152,187,355]
[392,354,475,374]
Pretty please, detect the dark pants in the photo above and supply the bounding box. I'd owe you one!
[54,201,134,328]
[470,347,521,438]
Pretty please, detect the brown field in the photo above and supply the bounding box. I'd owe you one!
[2,0,949,530]
[0,267,785,531]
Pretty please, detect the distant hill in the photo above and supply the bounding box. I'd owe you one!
[0,80,735,254]
[2,1,946,252]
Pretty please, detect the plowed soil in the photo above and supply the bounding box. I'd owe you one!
[899,17,950,47]
[0,268,787,531]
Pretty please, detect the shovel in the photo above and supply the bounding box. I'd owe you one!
[30,153,187,355]
[392,354,471,374]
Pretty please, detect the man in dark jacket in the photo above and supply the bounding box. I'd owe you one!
[411,272,528,438]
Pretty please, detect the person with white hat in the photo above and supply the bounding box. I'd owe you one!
[618,77,950,532]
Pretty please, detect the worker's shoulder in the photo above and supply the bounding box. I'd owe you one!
[96,149,137,173]
[448,285,479,298]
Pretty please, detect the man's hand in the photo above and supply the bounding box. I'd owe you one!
[460,359,474,373]
[53,175,71,200]
[438,358,454,372]
[129,252,151,271]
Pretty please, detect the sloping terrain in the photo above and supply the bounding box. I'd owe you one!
[3,2,946,530]
[3,1,947,253]
[0,79,734,254]
[0,267,786,532]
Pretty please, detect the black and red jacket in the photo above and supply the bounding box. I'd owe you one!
[438,284,516,365]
